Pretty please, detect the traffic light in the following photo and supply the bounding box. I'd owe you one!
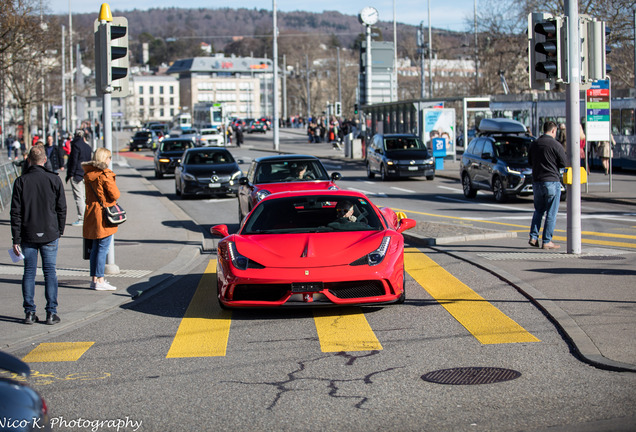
[528,13,567,90]
[354,103,359,115]
[334,102,342,117]
[580,17,611,83]
[94,5,129,97]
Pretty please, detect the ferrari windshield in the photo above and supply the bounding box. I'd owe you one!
[243,195,383,234]
[253,159,330,183]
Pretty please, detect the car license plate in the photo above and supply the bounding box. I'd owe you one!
[408,166,418,171]
[208,183,221,188]
[291,282,323,293]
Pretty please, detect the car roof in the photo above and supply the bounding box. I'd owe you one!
[376,133,419,138]
[163,138,193,143]
[184,147,229,153]
[254,154,320,163]
[478,118,527,134]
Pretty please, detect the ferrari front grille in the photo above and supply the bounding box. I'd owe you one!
[327,281,385,299]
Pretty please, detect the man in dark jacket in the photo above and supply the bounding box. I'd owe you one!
[44,135,65,173]
[66,129,93,226]
[528,121,567,250]
[10,145,67,325]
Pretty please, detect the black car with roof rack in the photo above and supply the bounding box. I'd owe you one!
[460,118,566,202]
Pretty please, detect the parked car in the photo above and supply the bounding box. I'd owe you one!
[199,128,224,146]
[460,118,566,202]
[247,120,267,134]
[129,130,159,151]
[238,154,341,223]
[154,138,194,178]
[366,133,435,181]
[175,147,242,198]
[0,351,50,431]
[211,190,416,309]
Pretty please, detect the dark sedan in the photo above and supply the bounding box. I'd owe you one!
[247,120,267,134]
[175,147,242,198]
[154,138,194,178]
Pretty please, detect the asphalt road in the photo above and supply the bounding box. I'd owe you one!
[6,130,635,432]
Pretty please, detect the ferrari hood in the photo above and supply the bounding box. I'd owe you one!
[234,231,385,268]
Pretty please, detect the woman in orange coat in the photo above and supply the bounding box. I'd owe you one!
[82,148,120,291]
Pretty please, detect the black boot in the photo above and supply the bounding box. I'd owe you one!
[24,312,39,325]
[46,312,61,325]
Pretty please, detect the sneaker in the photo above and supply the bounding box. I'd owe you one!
[24,312,39,325]
[94,280,117,291]
[71,219,83,226]
[90,281,96,290]
[46,313,61,325]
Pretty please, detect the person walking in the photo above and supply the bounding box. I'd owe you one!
[66,129,92,226]
[10,145,67,325]
[83,148,120,291]
[528,121,566,250]
[44,135,64,174]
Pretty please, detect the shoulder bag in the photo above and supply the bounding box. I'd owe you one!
[87,177,127,226]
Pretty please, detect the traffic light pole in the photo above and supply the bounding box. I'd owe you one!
[565,0,582,254]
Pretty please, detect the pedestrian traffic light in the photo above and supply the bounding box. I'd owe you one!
[580,17,611,83]
[528,13,567,90]
[94,4,129,97]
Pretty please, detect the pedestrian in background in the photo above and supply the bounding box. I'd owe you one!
[83,148,120,291]
[596,134,615,175]
[528,121,566,250]
[10,145,67,325]
[44,135,64,174]
[66,130,93,226]
[5,134,14,159]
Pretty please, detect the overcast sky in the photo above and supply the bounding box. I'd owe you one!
[47,0,477,32]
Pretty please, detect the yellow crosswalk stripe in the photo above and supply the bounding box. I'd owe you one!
[22,342,94,363]
[404,248,540,345]
[166,260,232,358]
[313,307,383,352]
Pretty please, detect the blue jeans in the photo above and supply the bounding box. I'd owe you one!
[89,236,112,278]
[21,239,59,314]
[530,181,561,243]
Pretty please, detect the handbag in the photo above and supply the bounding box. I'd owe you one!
[87,177,127,226]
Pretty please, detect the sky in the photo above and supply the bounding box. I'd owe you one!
[47,0,477,32]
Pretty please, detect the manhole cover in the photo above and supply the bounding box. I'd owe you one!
[421,367,521,385]
[579,256,626,261]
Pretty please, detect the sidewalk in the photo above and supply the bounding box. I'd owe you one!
[0,133,634,373]
[0,158,202,351]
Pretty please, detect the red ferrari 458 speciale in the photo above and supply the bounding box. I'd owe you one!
[211,190,416,308]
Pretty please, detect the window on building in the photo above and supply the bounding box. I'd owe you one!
[149,109,155,118]
[139,108,144,117]
[159,97,164,105]
[149,86,154,95]
[160,86,164,94]
[150,97,154,105]
[170,108,175,117]
[170,86,174,94]
[139,98,144,106]
[170,97,174,106]
[139,86,143,94]
[160,108,164,117]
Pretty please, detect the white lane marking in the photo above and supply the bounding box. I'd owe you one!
[347,187,388,197]
[436,195,534,212]
[391,187,416,193]
[437,185,463,192]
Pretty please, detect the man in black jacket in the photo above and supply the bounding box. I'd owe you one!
[528,121,567,250]
[10,145,67,325]
[66,129,92,226]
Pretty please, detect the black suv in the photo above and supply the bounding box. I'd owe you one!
[366,133,435,180]
[154,138,194,178]
[460,118,565,202]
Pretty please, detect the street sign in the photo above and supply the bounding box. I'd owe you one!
[585,79,610,142]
